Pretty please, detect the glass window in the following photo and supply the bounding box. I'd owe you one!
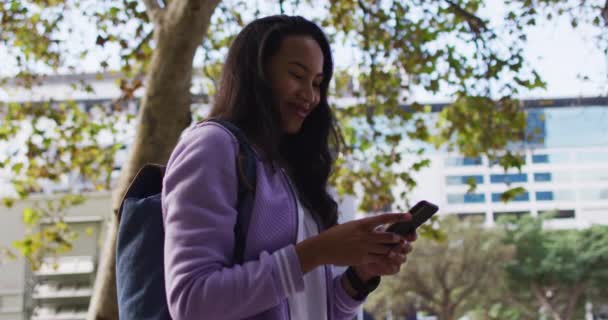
[490,173,528,184]
[456,212,486,223]
[445,175,484,186]
[526,109,546,147]
[536,190,575,202]
[539,209,575,219]
[532,154,548,163]
[578,170,608,182]
[532,153,570,164]
[493,211,530,221]
[536,191,553,201]
[541,107,608,148]
[447,193,486,204]
[579,188,608,201]
[492,192,529,202]
[534,172,552,182]
[445,156,482,167]
[576,152,608,163]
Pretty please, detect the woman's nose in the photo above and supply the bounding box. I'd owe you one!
[298,83,316,106]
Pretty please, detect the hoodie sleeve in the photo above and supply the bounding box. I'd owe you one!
[161,123,304,320]
[330,268,365,320]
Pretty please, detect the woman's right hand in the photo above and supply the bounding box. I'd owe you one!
[295,213,411,273]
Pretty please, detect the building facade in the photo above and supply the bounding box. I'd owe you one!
[410,102,608,229]
[1,74,607,318]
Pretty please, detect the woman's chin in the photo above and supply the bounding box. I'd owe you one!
[283,121,304,134]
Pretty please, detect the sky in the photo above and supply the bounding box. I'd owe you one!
[0,1,606,103]
[411,2,608,102]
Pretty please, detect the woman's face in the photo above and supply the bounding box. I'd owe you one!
[267,35,324,134]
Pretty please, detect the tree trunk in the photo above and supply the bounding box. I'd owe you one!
[562,282,586,320]
[87,1,221,318]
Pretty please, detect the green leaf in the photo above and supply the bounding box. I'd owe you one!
[22,207,40,225]
[2,198,16,208]
[12,163,24,174]
[499,187,527,203]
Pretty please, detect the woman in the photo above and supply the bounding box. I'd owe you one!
[162,15,416,320]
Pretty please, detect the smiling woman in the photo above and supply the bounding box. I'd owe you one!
[266,35,324,134]
[160,15,417,320]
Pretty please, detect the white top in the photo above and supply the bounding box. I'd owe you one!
[287,183,328,320]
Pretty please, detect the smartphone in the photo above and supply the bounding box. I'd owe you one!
[385,200,439,236]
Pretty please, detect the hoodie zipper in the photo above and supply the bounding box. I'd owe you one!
[278,167,299,320]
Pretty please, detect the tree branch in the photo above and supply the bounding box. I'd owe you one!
[564,281,587,320]
[444,0,488,35]
[504,290,538,319]
[143,0,163,24]
[531,283,562,320]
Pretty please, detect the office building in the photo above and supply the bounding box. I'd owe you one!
[1,74,607,319]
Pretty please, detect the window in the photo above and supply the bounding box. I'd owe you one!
[493,211,530,221]
[579,188,608,201]
[526,109,546,146]
[456,212,486,223]
[532,154,548,163]
[539,209,575,219]
[447,193,486,204]
[578,170,608,182]
[532,153,570,164]
[492,192,529,202]
[536,191,553,201]
[577,152,608,163]
[490,173,528,184]
[534,172,572,183]
[445,156,482,167]
[535,190,575,202]
[534,172,552,182]
[445,175,484,186]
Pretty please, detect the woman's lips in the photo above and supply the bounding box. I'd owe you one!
[296,109,308,119]
[290,103,310,119]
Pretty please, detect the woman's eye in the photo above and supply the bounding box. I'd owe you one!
[289,72,303,79]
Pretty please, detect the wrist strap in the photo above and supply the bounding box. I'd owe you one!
[345,267,381,300]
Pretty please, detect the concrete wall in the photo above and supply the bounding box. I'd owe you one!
[0,192,112,318]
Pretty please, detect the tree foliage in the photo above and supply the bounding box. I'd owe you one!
[365,216,513,320]
[1,0,606,318]
[499,216,608,320]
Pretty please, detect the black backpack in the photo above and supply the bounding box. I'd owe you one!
[115,119,257,320]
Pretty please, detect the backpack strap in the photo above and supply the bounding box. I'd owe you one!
[205,118,257,264]
[118,164,165,222]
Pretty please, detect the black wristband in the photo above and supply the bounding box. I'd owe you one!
[345,267,381,300]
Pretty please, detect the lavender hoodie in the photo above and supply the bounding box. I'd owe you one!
[161,122,363,320]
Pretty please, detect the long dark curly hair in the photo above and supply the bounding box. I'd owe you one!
[209,15,341,228]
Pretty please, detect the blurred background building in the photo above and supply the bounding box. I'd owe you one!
[411,97,608,229]
[1,74,607,319]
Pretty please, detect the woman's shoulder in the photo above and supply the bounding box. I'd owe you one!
[178,121,239,153]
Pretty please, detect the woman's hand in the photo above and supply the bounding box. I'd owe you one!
[353,232,417,281]
[296,213,411,273]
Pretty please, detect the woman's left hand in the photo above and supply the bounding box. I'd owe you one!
[354,232,417,281]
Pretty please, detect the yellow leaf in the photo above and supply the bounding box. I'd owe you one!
[22,208,39,225]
